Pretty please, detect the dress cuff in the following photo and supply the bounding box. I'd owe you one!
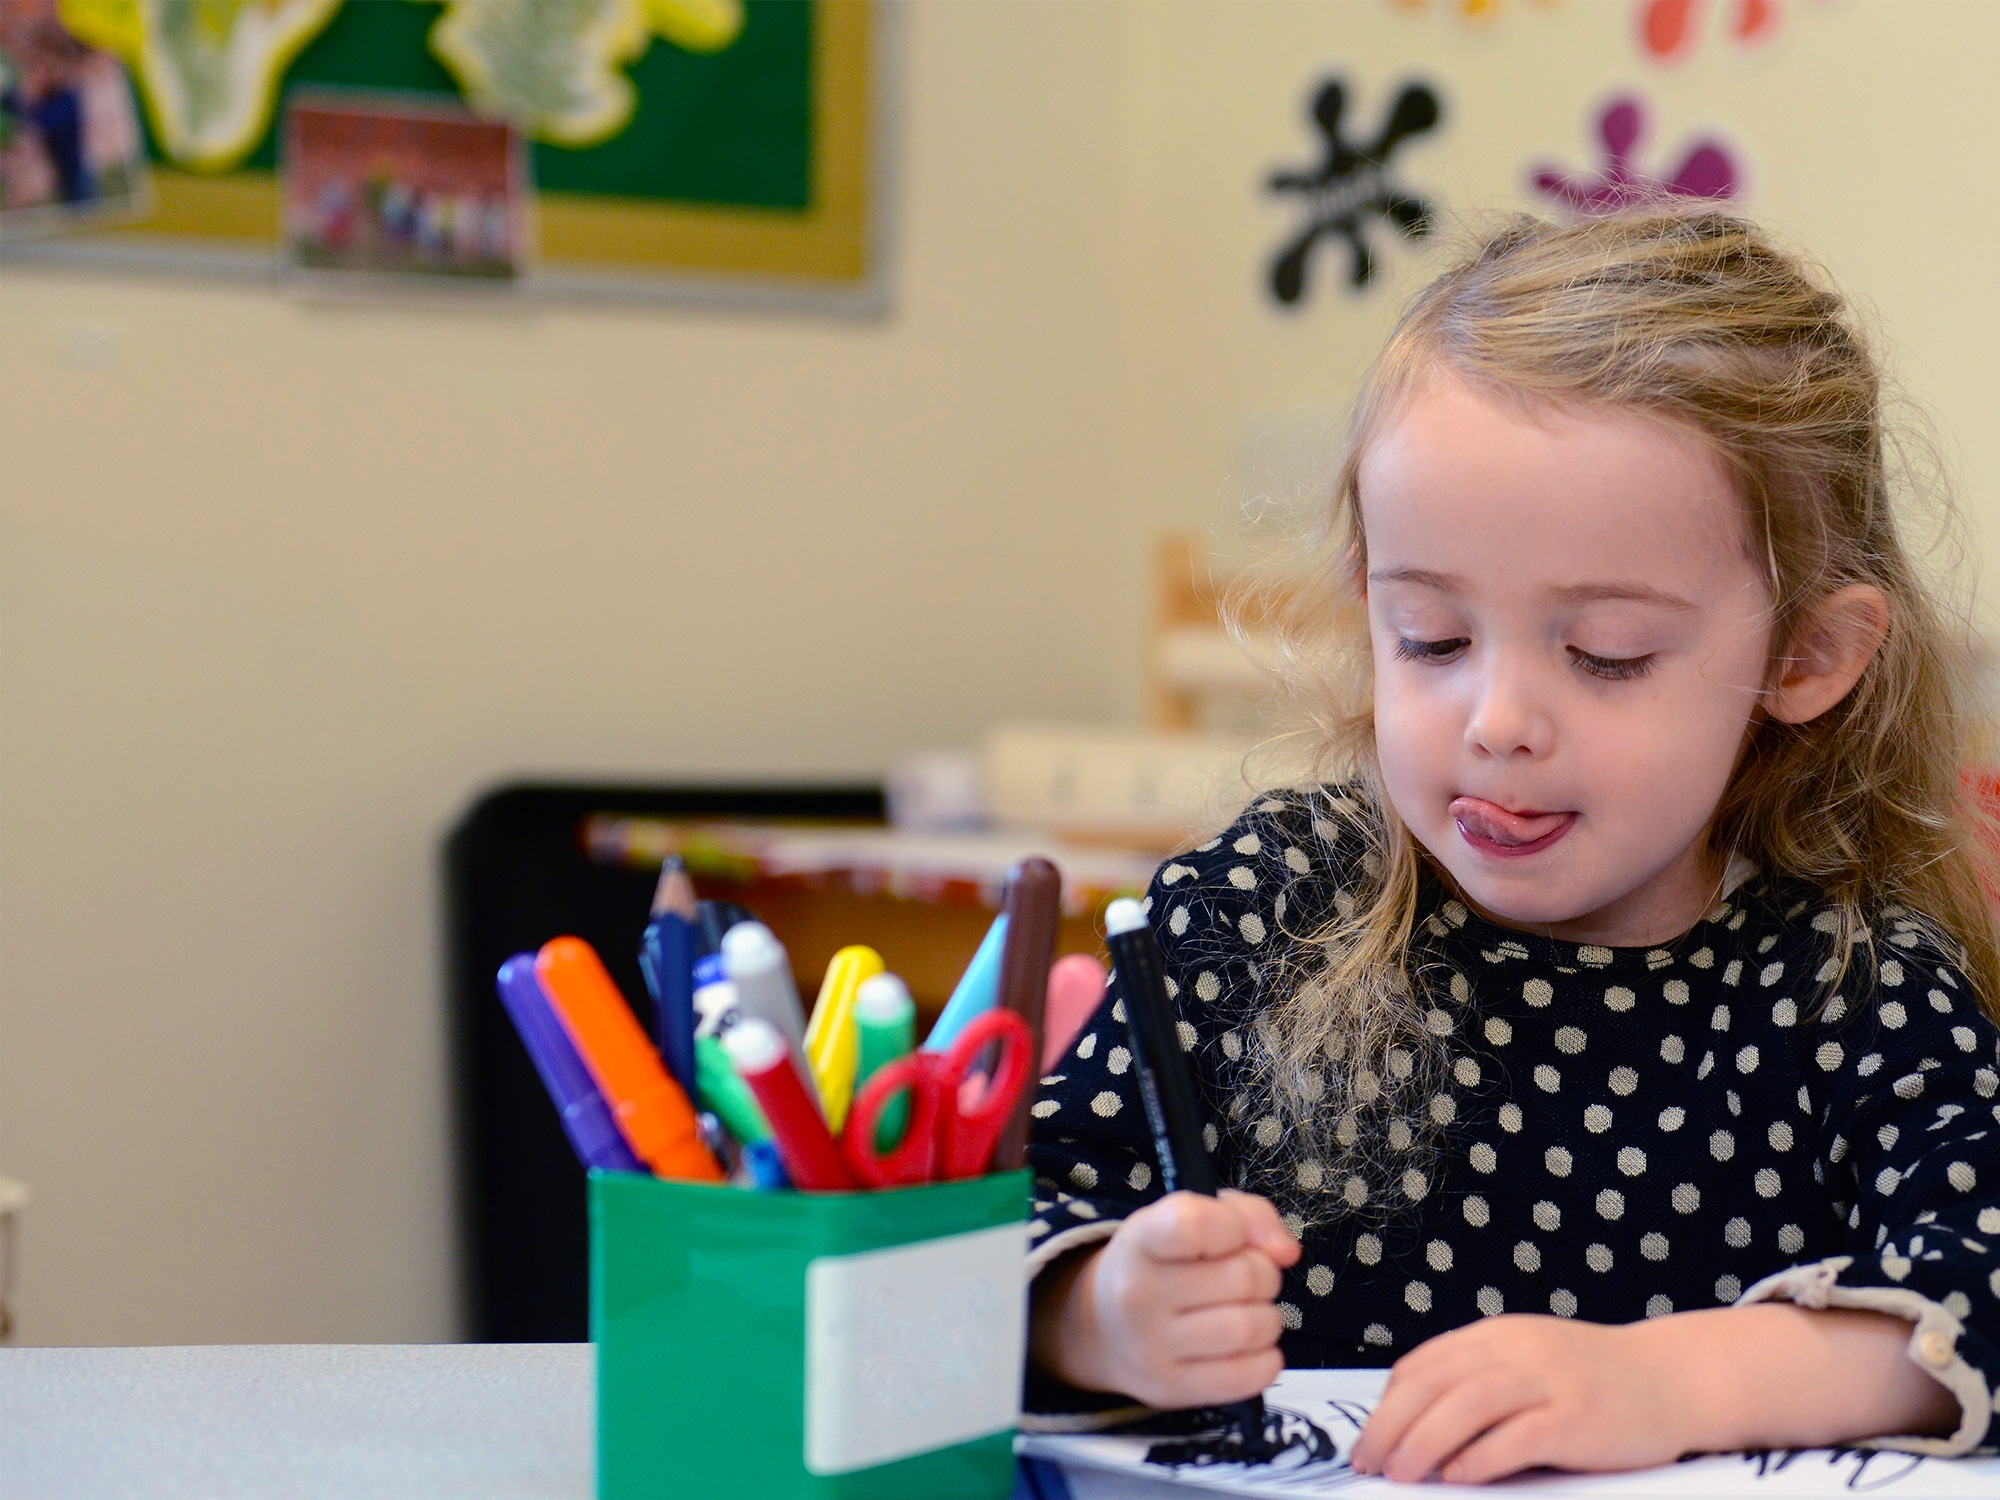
[1019,1216,1154,1429]
[1026,1218,1121,1280]
[1738,1256,1992,1456]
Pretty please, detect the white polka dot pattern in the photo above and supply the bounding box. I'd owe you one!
[1023,788,2000,1397]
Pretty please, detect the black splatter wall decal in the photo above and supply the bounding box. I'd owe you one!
[1266,78,1442,305]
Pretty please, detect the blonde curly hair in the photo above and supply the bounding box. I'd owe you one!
[1230,208,2000,1220]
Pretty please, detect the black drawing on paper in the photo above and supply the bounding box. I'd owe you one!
[1138,1398,1356,1473]
[1740,1445,1930,1492]
[1116,1390,1944,1491]
[1265,78,1441,305]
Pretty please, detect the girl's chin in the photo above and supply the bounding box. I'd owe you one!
[1432,857,1605,934]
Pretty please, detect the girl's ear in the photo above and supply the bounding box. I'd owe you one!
[1766,584,1891,725]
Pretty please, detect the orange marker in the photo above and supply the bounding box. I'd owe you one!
[536,936,724,1182]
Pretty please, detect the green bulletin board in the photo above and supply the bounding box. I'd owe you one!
[56,0,879,299]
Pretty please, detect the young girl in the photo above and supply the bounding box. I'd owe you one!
[1025,210,2000,1480]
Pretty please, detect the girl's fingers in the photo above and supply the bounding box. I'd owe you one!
[1352,1360,1456,1472]
[1163,1300,1285,1362]
[1155,1247,1283,1313]
[1438,1407,1565,1486]
[1376,1370,1539,1484]
[1125,1193,1252,1263]
[1352,1318,1505,1467]
[1156,1347,1286,1410]
[1218,1189,1301,1264]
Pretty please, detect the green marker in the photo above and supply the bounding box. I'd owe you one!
[695,1033,771,1145]
[854,974,917,1151]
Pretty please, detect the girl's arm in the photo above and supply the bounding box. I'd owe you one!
[1349,1301,1957,1483]
[1026,792,1344,1418]
[1358,929,2000,1482]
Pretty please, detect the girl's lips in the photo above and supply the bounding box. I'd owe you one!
[1450,796,1577,858]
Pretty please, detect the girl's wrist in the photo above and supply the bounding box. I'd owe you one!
[1627,1302,1957,1454]
[1029,1244,1110,1390]
[1624,1306,1768,1454]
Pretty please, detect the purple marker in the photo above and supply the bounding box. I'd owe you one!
[495,953,644,1174]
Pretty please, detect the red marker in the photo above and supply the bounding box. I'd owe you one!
[723,1019,856,1192]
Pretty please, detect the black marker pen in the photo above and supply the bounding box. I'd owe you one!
[1105,897,1275,1462]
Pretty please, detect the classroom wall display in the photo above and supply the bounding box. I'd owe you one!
[1264,76,1443,307]
[1530,94,1740,216]
[1637,0,1784,64]
[7,0,887,313]
[0,0,151,240]
[283,93,529,284]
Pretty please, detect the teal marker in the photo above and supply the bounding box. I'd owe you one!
[854,974,917,1150]
[923,913,1007,1052]
[695,1033,771,1145]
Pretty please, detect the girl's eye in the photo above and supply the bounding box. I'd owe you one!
[1394,636,1469,664]
[1570,648,1655,681]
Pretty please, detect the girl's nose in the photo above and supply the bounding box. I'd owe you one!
[1465,663,1555,760]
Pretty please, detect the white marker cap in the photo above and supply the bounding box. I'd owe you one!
[720,921,786,977]
[692,978,738,1039]
[721,1016,785,1074]
[1105,898,1149,937]
[854,973,914,1025]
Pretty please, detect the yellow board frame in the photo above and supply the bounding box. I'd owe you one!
[99,0,874,286]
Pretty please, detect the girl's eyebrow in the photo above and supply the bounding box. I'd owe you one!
[1549,581,1699,611]
[1367,566,1460,591]
[1367,567,1697,613]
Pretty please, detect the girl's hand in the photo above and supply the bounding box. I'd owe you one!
[1349,1304,1959,1484]
[1029,1189,1301,1409]
[1349,1314,1691,1483]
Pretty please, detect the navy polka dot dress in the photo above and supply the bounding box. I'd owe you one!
[1026,788,2000,1453]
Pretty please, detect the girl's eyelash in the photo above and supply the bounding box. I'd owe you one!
[1394,637,1469,663]
[1392,637,1655,681]
[1571,648,1655,681]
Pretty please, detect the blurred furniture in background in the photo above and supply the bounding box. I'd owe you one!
[1149,533,1274,732]
[449,781,1163,1343]
[0,1177,26,1344]
[452,782,875,1343]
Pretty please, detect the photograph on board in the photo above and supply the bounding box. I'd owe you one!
[0,0,150,240]
[281,91,529,284]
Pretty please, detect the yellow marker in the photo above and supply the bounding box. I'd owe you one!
[803,945,883,1131]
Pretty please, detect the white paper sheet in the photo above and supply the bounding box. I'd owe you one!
[1019,1369,2000,1497]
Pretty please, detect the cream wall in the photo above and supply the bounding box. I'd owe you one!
[0,1,1142,1345]
[1120,1,2000,613]
[5,0,1999,1347]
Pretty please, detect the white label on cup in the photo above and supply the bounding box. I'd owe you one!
[803,1220,1028,1475]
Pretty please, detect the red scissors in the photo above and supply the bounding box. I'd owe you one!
[841,1007,1034,1186]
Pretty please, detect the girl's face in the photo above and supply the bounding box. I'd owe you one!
[1359,376,1774,948]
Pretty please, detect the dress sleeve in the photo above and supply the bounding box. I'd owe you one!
[1740,922,2000,1455]
[1024,793,1341,1278]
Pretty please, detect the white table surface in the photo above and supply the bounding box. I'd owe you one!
[0,1342,595,1499]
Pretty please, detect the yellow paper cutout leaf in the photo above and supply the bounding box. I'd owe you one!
[426,0,652,149]
[66,0,343,172]
[643,0,742,54]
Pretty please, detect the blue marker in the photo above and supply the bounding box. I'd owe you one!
[740,1139,792,1192]
[923,912,1008,1052]
[494,954,644,1174]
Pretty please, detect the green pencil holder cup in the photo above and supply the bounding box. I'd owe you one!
[591,1168,1032,1500]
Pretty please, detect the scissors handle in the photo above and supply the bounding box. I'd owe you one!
[842,1053,942,1187]
[936,1007,1034,1180]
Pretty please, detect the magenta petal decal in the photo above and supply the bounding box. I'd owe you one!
[1531,94,1741,216]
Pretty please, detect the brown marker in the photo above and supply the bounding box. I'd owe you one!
[991,856,1061,1169]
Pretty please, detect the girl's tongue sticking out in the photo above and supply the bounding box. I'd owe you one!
[1450,796,1576,856]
